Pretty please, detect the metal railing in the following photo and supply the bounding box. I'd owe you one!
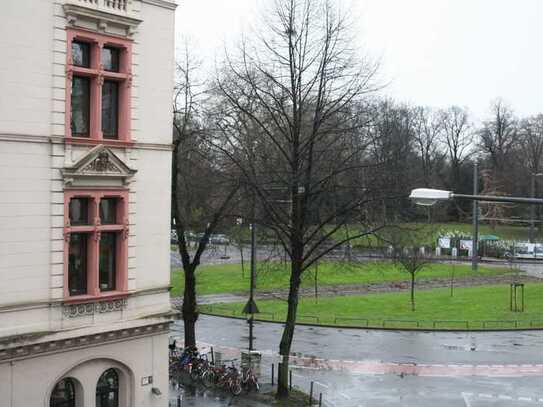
[199,305,543,330]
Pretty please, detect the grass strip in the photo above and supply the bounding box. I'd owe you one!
[170,261,508,296]
[199,283,543,330]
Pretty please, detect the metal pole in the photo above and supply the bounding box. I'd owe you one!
[452,193,543,205]
[248,315,254,351]
[249,220,256,351]
[250,222,256,301]
[472,162,479,271]
[530,174,536,243]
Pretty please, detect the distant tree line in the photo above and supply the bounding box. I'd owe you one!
[170,0,543,398]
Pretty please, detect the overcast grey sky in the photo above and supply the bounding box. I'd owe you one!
[175,0,543,121]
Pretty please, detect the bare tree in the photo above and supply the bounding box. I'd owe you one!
[393,246,430,311]
[412,106,444,187]
[214,0,384,397]
[478,99,518,192]
[519,114,543,176]
[172,41,240,347]
[439,106,473,219]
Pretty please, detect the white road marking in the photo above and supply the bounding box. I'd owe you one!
[314,380,329,389]
[339,392,352,400]
[519,396,534,402]
[461,392,473,407]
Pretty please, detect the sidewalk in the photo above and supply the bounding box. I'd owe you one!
[170,383,311,407]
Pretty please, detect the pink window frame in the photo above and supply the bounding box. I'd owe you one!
[66,28,133,147]
[63,189,129,303]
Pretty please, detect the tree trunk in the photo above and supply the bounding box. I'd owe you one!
[410,273,415,312]
[182,263,198,347]
[277,261,302,398]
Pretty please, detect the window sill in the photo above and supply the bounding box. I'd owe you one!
[63,291,130,305]
[66,137,134,148]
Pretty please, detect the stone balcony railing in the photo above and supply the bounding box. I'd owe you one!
[64,0,141,36]
[66,0,134,16]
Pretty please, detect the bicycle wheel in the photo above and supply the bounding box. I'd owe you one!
[202,370,215,388]
[230,378,242,396]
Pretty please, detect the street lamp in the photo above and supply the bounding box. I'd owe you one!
[410,188,543,206]
[410,186,543,271]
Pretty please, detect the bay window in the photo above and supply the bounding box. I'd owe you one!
[66,29,132,144]
[64,191,128,301]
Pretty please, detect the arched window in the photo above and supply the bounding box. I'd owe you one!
[96,368,119,407]
[50,378,76,407]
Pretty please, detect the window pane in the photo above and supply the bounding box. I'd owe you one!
[102,47,120,72]
[50,378,76,407]
[69,198,89,225]
[100,198,117,224]
[96,369,119,407]
[72,41,90,67]
[71,76,90,137]
[99,233,116,291]
[69,234,88,296]
[101,81,119,139]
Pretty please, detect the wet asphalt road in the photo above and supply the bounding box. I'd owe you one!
[169,254,543,405]
[170,316,543,406]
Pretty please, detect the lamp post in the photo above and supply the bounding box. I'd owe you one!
[529,173,543,243]
[242,221,259,351]
[472,163,479,271]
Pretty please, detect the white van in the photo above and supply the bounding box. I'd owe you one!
[511,243,543,259]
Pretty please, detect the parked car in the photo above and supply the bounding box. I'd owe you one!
[210,234,230,245]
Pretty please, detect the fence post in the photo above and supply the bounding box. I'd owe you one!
[319,392,323,407]
[289,369,292,391]
[210,347,214,365]
[177,395,181,407]
[271,363,274,386]
[309,381,314,405]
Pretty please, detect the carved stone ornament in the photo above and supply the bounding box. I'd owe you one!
[83,151,120,173]
[63,298,128,318]
[61,144,137,187]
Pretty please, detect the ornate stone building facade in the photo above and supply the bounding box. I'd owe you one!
[0,0,176,405]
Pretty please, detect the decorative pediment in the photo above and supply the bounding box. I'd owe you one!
[62,144,137,187]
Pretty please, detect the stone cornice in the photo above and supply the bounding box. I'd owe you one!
[0,285,170,314]
[141,0,177,10]
[0,321,171,363]
[0,133,173,151]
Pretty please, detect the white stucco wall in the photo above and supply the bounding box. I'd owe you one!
[0,0,54,136]
[0,332,169,407]
[134,2,176,145]
[0,141,52,306]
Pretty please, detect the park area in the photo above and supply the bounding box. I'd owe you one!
[170,255,543,330]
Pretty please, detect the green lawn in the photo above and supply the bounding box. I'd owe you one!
[200,283,543,330]
[170,261,508,297]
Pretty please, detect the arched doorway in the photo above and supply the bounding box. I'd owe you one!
[50,378,76,407]
[96,368,119,407]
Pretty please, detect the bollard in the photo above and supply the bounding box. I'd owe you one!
[211,347,214,365]
[271,363,274,386]
[309,381,314,405]
[177,395,181,407]
[289,369,292,391]
[319,393,322,407]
